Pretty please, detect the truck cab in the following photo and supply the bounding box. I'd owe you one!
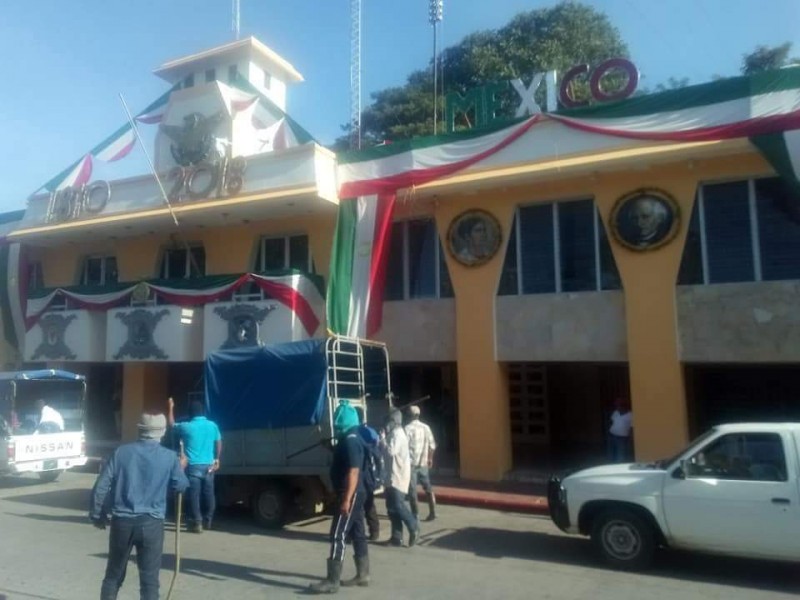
[548,423,800,570]
[0,369,88,482]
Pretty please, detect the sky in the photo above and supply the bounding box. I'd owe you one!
[0,0,798,211]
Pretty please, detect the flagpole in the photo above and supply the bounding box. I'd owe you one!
[118,93,202,277]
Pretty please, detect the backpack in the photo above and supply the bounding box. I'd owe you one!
[358,424,385,493]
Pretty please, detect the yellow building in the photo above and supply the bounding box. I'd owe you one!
[3,38,800,480]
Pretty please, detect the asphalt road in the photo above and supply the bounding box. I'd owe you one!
[0,472,797,600]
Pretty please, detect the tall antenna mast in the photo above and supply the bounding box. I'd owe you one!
[232,0,241,40]
[429,0,443,135]
[350,0,362,150]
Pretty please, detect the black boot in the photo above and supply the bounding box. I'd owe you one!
[308,559,342,594]
[425,494,437,522]
[340,555,370,587]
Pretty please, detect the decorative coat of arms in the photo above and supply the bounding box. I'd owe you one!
[31,314,77,361]
[160,112,225,166]
[213,304,276,349]
[113,309,170,360]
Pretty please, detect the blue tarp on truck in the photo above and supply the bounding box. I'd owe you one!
[205,339,327,431]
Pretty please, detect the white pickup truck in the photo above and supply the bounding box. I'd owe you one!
[548,423,800,570]
[0,370,88,482]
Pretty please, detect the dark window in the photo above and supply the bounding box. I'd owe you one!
[160,247,205,279]
[519,204,555,294]
[703,181,754,283]
[81,256,118,286]
[384,219,450,301]
[205,69,216,83]
[498,218,518,295]
[183,74,194,89]
[407,219,437,299]
[384,222,405,301]
[598,210,622,290]
[687,433,787,482]
[558,199,595,292]
[678,198,704,285]
[28,262,44,291]
[756,177,800,281]
[228,65,238,83]
[256,235,309,272]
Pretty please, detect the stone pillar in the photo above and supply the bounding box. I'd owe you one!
[436,201,516,481]
[595,170,700,460]
[121,363,169,441]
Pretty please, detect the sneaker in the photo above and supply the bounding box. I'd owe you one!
[203,520,212,531]
[387,538,403,547]
[189,523,203,534]
[424,514,436,522]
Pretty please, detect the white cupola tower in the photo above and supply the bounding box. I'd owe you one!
[153,36,304,112]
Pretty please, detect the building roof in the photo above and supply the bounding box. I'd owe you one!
[154,36,304,84]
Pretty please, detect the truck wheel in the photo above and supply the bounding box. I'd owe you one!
[591,509,655,571]
[38,470,62,483]
[252,481,288,529]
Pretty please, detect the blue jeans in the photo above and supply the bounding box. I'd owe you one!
[186,464,216,527]
[408,466,434,517]
[101,515,164,600]
[608,434,632,463]
[385,486,418,543]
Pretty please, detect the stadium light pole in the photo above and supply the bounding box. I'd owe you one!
[429,0,443,135]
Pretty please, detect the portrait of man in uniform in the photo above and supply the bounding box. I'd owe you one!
[447,209,502,267]
[611,190,679,251]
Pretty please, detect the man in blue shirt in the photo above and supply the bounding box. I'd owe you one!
[168,397,222,533]
[90,412,189,600]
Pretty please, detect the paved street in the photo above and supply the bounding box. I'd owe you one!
[0,472,797,600]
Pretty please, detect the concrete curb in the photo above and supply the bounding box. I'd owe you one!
[423,487,550,515]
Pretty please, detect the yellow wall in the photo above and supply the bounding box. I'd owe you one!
[33,213,337,284]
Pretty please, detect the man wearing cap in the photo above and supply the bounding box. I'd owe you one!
[382,409,419,547]
[405,405,437,521]
[309,400,369,593]
[90,413,189,600]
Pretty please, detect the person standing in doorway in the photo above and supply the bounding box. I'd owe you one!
[405,405,437,521]
[168,397,222,533]
[309,400,369,593]
[90,413,189,600]
[607,398,633,463]
[382,409,419,547]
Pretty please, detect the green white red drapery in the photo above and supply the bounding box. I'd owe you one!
[329,67,800,337]
[326,194,396,338]
[751,129,800,193]
[24,272,325,336]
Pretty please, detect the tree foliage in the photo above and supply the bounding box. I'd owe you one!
[335,2,628,150]
[741,42,799,75]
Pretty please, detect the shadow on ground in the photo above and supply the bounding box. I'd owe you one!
[1,487,89,511]
[427,527,800,594]
[6,512,89,525]
[91,553,313,591]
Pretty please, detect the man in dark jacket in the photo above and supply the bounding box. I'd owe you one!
[309,400,369,593]
[90,413,189,600]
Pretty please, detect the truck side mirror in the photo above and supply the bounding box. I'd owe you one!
[673,459,687,480]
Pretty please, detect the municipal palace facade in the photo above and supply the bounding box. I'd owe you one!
[2,37,800,480]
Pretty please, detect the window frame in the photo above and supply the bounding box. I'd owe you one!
[686,432,788,482]
[159,245,205,280]
[684,175,800,285]
[386,218,452,301]
[506,197,619,295]
[80,255,117,286]
[254,233,310,273]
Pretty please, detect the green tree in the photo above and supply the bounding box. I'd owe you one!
[741,42,799,75]
[336,2,628,149]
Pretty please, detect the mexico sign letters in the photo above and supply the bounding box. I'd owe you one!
[445,58,639,132]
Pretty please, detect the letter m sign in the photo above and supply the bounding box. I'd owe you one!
[444,88,485,133]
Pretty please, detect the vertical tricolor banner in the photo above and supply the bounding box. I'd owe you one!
[327,194,396,338]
